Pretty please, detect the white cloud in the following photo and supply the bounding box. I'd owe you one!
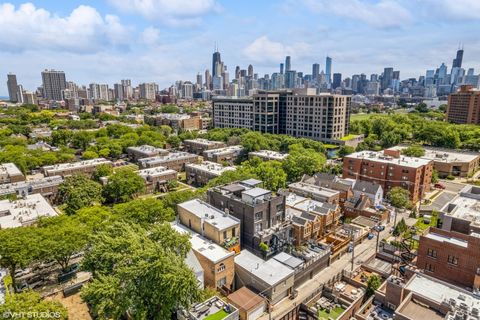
[422,0,480,20]
[141,27,161,46]
[0,3,131,53]
[243,36,310,64]
[107,0,221,26]
[302,0,412,28]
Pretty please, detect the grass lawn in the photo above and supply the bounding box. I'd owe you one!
[415,212,438,233]
[350,113,385,121]
[340,134,357,141]
[318,306,345,320]
[204,309,229,320]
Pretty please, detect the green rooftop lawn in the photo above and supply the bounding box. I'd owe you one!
[318,306,345,320]
[204,309,229,320]
[340,134,357,141]
[324,144,339,149]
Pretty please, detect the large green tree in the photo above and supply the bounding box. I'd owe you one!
[387,187,411,209]
[0,291,68,319]
[0,227,40,292]
[58,175,103,215]
[282,144,326,181]
[102,168,145,203]
[112,198,175,225]
[81,222,201,319]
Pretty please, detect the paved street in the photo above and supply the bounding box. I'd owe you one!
[258,228,391,320]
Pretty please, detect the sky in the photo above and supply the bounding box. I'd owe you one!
[1,0,480,95]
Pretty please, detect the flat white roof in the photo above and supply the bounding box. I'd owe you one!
[249,150,289,161]
[0,194,57,228]
[234,250,294,286]
[406,274,480,309]
[242,187,271,198]
[346,151,432,168]
[443,185,480,227]
[0,163,23,177]
[43,158,111,172]
[178,199,240,231]
[424,232,469,248]
[389,146,479,163]
[184,138,223,146]
[139,152,197,165]
[137,167,177,178]
[127,145,166,153]
[185,161,236,176]
[0,176,63,196]
[171,223,234,264]
[289,182,339,198]
[203,145,244,156]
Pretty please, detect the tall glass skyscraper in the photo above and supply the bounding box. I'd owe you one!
[325,56,332,84]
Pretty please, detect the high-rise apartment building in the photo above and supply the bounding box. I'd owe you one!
[312,63,320,81]
[332,73,342,89]
[447,85,480,124]
[6,73,18,103]
[325,56,332,84]
[41,69,66,101]
[285,56,291,72]
[139,83,157,101]
[213,90,351,143]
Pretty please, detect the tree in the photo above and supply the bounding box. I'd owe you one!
[81,222,201,319]
[92,163,113,182]
[401,144,425,157]
[282,145,326,181]
[0,291,67,319]
[112,198,175,225]
[387,187,411,209]
[366,275,382,298]
[103,168,145,203]
[431,169,439,184]
[82,150,98,159]
[0,227,40,292]
[38,216,88,272]
[337,145,355,158]
[240,131,270,152]
[393,218,408,236]
[254,161,287,191]
[167,135,181,148]
[58,175,103,215]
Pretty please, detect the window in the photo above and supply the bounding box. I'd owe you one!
[255,222,263,233]
[255,211,263,221]
[427,248,437,258]
[425,263,435,272]
[223,231,227,239]
[217,263,226,273]
[447,255,458,266]
[216,277,226,288]
[232,227,235,237]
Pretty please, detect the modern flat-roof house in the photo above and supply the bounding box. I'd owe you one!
[203,145,245,165]
[301,173,354,207]
[138,152,198,171]
[183,138,226,155]
[0,193,58,229]
[171,223,235,292]
[185,161,236,186]
[42,158,113,177]
[126,145,169,161]
[208,180,292,256]
[234,250,295,305]
[248,150,289,162]
[0,175,63,201]
[288,181,340,204]
[137,167,177,193]
[178,199,241,253]
[343,149,434,203]
[389,145,480,178]
[416,184,480,289]
[0,163,25,184]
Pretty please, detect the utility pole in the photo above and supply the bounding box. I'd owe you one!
[350,239,355,271]
[376,228,380,254]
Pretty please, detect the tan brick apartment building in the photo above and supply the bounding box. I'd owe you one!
[42,158,113,177]
[343,150,433,203]
[183,138,226,155]
[447,85,480,124]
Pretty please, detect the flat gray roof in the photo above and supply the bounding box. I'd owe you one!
[242,187,271,198]
[346,151,432,168]
[235,250,294,286]
[178,199,240,230]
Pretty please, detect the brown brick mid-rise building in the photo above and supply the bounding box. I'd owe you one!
[447,85,480,124]
[343,150,433,203]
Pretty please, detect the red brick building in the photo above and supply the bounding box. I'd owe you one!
[342,150,433,203]
[447,85,480,124]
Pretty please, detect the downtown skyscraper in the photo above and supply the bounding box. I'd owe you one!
[41,69,66,101]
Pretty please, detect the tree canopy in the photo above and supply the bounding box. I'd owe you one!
[57,175,104,215]
[102,168,145,203]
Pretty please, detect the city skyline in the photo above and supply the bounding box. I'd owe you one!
[1,0,480,95]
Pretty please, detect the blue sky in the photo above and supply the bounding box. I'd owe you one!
[1,0,480,95]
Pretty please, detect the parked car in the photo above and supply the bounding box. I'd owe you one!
[434,183,446,189]
[367,233,375,240]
